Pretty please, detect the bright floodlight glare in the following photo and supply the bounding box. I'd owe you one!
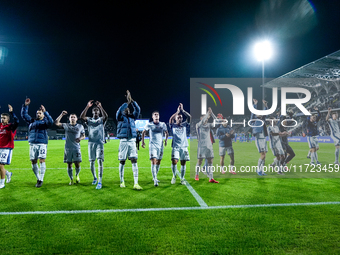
[254,40,272,61]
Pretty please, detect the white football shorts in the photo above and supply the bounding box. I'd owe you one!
[29,144,47,160]
[307,136,319,149]
[88,142,104,161]
[118,139,138,161]
[0,148,13,165]
[149,144,164,160]
[219,146,234,156]
[172,147,190,161]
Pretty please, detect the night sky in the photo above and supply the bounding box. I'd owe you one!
[0,0,339,124]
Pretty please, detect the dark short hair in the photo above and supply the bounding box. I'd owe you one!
[1,113,10,118]
[69,113,78,117]
[152,111,159,116]
[92,107,99,111]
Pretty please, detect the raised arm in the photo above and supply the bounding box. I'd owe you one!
[54,111,67,127]
[116,103,128,121]
[80,100,94,121]
[41,105,54,127]
[131,101,141,119]
[126,90,132,105]
[95,101,108,122]
[261,100,269,120]
[180,103,191,123]
[126,91,140,119]
[21,98,32,124]
[197,109,210,128]
[262,100,268,110]
[210,109,217,120]
[8,105,19,131]
[250,99,258,120]
[169,105,180,125]
[314,106,321,122]
[326,107,331,122]
[307,109,311,122]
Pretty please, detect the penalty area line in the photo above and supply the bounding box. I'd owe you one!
[1,201,340,216]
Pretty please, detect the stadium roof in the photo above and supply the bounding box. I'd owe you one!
[263,49,340,96]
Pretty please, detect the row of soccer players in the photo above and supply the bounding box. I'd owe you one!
[0,90,191,189]
[194,99,340,178]
[194,107,237,182]
[194,99,296,178]
[303,106,340,166]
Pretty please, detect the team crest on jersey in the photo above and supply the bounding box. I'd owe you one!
[175,127,184,135]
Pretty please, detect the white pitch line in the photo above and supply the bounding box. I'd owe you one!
[176,170,207,207]
[1,201,339,216]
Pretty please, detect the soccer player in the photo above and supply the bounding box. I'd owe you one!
[239,133,244,143]
[80,100,108,189]
[234,132,238,143]
[267,118,285,174]
[0,105,19,189]
[21,98,53,188]
[195,107,219,183]
[141,111,169,186]
[55,111,85,185]
[249,99,268,176]
[306,107,321,165]
[326,107,340,165]
[302,119,311,159]
[279,113,296,170]
[106,131,111,143]
[216,120,236,175]
[116,90,142,190]
[136,129,142,150]
[169,103,191,185]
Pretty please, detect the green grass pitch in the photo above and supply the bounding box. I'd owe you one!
[1,139,340,254]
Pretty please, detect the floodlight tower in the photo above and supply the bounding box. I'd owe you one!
[254,40,272,104]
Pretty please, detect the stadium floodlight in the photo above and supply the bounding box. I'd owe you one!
[254,40,272,61]
[253,40,273,103]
